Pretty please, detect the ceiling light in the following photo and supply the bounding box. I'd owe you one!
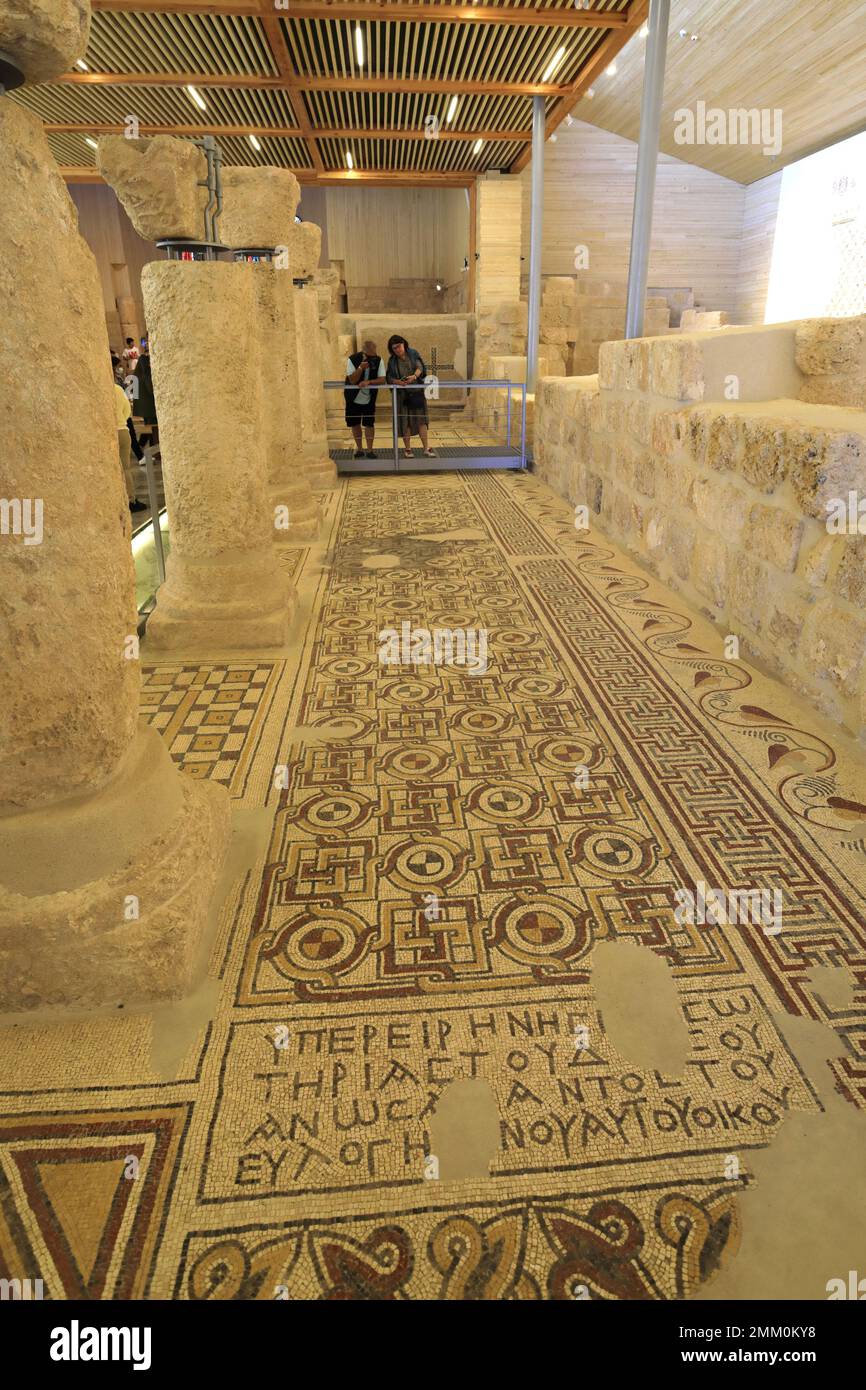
[76,59,88,71]
[355,23,364,68]
[564,114,574,127]
[640,23,649,38]
[586,86,595,99]
[679,28,688,38]
[186,84,206,112]
[549,133,557,143]
[473,138,483,155]
[541,45,566,83]
[249,134,261,151]
[446,95,458,124]
[605,62,617,76]
[435,281,443,292]
[85,136,98,150]
[346,149,354,169]
[690,33,699,41]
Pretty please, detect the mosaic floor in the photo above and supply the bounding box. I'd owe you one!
[2,470,865,1301]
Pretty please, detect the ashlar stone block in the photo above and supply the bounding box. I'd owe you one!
[220,165,301,249]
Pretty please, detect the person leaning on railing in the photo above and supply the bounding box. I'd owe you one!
[385,334,435,459]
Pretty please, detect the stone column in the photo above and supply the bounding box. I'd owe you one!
[0,32,230,1012]
[98,137,297,648]
[291,222,338,490]
[220,166,319,543]
[314,268,345,432]
[142,260,297,647]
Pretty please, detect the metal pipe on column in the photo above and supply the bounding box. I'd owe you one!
[526,93,545,397]
[624,0,671,340]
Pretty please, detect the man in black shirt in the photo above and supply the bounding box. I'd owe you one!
[344,338,387,458]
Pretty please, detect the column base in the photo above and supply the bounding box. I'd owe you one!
[145,551,296,650]
[304,444,338,490]
[0,727,232,1013]
[271,480,320,543]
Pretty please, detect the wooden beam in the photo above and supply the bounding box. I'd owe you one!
[92,1,259,10]
[60,164,473,188]
[300,170,474,186]
[508,0,648,173]
[257,4,324,172]
[46,120,530,143]
[90,0,626,25]
[60,70,572,97]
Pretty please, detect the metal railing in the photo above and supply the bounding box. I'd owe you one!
[324,378,528,472]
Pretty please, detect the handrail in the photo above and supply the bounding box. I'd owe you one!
[324,379,528,389]
[325,375,528,471]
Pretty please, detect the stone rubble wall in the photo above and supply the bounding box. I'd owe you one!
[542,275,675,377]
[533,317,866,739]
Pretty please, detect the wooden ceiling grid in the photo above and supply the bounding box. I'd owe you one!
[19,0,864,187]
[14,0,643,185]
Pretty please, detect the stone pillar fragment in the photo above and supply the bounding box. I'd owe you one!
[142,261,296,647]
[254,270,320,540]
[219,166,319,542]
[297,282,338,490]
[289,222,337,490]
[0,96,230,1012]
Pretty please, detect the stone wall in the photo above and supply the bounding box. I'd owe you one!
[542,275,673,377]
[347,279,450,315]
[533,317,866,739]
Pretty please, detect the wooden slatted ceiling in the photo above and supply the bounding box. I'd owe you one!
[282,14,610,87]
[21,0,643,183]
[14,82,301,128]
[84,9,278,74]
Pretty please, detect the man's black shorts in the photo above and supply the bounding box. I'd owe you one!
[346,403,376,428]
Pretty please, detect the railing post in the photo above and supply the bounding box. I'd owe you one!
[391,384,399,471]
[143,450,166,584]
[624,0,671,339]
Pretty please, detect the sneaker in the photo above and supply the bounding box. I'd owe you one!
[365,450,377,459]
[353,449,364,459]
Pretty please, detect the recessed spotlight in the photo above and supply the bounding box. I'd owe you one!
[446,95,458,124]
[249,134,261,151]
[75,59,88,71]
[605,62,617,76]
[550,133,557,143]
[355,23,364,68]
[346,149,354,169]
[473,138,483,155]
[186,84,206,112]
[435,281,443,292]
[564,114,574,127]
[542,45,566,83]
[640,23,649,38]
[85,136,98,149]
[690,33,699,41]
[679,28,688,38]
[586,87,595,99]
